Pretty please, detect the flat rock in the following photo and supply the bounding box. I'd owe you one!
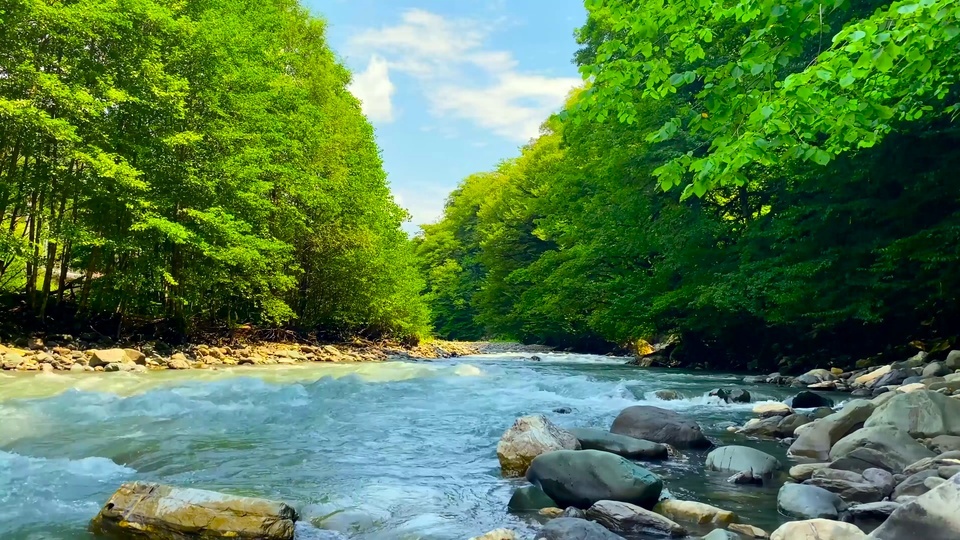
[89,482,297,540]
[729,523,770,538]
[610,406,711,449]
[844,501,901,523]
[568,428,668,460]
[585,500,686,538]
[754,402,793,418]
[855,365,891,387]
[497,414,579,477]
[652,499,736,526]
[790,463,830,482]
[892,470,940,500]
[507,485,556,512]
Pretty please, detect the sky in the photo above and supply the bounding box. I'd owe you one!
[308,0,587,233]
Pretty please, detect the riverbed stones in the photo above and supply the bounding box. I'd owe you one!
[796,369,838,386]
[770,519,866,540]
[892,470,940,500]
[166,353,192,370]
[652,499,736,526]
[470,529,517,540]
[705,446,780,482]
[585,500,686,538]
[507,485,557,512]
[728,523,769,538]
[829,426,934,473]
[777,483,844,520]
[785,391,834,409]
[90,482,297,540]
[927,435,960,453]
[945,350,960,370]
[568,428,668,460]
[538,518,625,540]
[855,365,892,387]
[864,390,960,438]
[788,399,876,460]
[525,450,663,509]
[868,472,960,539]
[803,469,884,503]
[843,501,901,524]
[88,348,138,368]
[753,402,792,418]
[497,414,579,477]
[790,463,830,482]
[610,406,711,449]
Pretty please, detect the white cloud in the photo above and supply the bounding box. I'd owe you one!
[347,9,580,142]
[348,55,395,122]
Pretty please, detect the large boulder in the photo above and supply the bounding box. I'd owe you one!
[945,350,960,371]
[610,406,711,449]
[777,483,844,520]
[868,472,960,539]
[88,348,141,368]
[803,469,884,503]
[790,463,831,482]
[864,390,960,438]
[89,482,297,540]
[788,400,875,460]
[771,519,866,540]
[585,500,686,538]
[537,518,625,540]
[830,426,935,473]
[507,485,556,512]
[927,435,960,453]
[526,450,663,509]
[497,414,579,477]
[785,391,835,409]
[652,499,737,526]
[892,470,940,500]
[705,446,781,482]
[568,428,668,460]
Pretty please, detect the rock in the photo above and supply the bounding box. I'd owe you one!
[585,500,686,538]
[526,450,662,509]
[869,471,960,539]
[568,428,668,460]
[743,375,767,384]
[705,446,781,482]
[561,507,586,519]
[791,463,831,482]
[786,391,835,409]
[497,414,580,477]
[892,470,940,500]
[796,369,838,386]
[830,426,935,473]
[770,519,866,540]
[553,407,573,414]
[754,402,793,418]
[897,382,927,394]
[88,349,131,368]
[728,389,751,403]
[777,483,844,520]
[855,365,892,387]
[470,529,517,540]
[709,388,729,402]
[923,362,949,378]
[945,350,960,371]
[537,517,625,540]
[924,476,946,490]
[89,482,297,540]
[104,362,136,372]
[873,369,911,389]
[40,362,54,373]
[539,507,564,518]
[654,390,682,401]
[166,353,192,370]
[729,523,770,538]
[844,501,901,522]
[610,406,711,449]
[829,448,905,475]
[778,414,813,438]
[788,400,876,460]
[702,531,740,540]
[507,485,557,512]
[901,452,960,475]
[652,499,736,526]
[864,390,960,438]
[862,468,895,496]
[804,469,884,503]
[728,471,765,485]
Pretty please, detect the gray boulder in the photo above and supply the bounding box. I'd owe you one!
[610,406,712,449]
[796,369,838,386]
[526,450,663,509]
[945,350,960,371]
[507,485,556,512]
[785,391,834,409]
[804,469,884,503]
[928,435,960,453]
[777,483,845,520]
[788,400,875,460]
[497,414,580,477]
[844,501,901,523]
[864,390,960,438]
[923,362,949,378]
[830,426,935,473]
[868,472,960,540]
[892,470,940,500]
[705,446,781,482]
[829,448,905,474]
[862,468,895,497]
[873,369,911,389]
[568,428,668,460]
[728,388,751,403]
[654,390,682,401]
[537,518,625,540]
[585,500,686,538]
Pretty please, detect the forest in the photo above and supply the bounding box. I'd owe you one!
[0,0,429,341]
[417,0,960,371]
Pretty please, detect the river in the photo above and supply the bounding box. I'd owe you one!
[0,352,822,539]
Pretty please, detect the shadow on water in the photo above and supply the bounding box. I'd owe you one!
[0,354,823,539]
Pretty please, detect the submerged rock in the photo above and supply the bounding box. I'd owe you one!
[585,500,686,538]
[568,428,668,460]
[497,414,579,477]
[654,389,682,401]
[526,450,663,509]
[469,529,517,540]
[537,517,625,540]
[610,406,711,449]
[90,482,297,540]
[507,485,556,512]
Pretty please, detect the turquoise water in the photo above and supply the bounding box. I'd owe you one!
[0,353,814,539]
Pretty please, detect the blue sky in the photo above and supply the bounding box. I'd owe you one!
[306,0,587,233]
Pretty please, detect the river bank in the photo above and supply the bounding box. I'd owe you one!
[0,334,552,374]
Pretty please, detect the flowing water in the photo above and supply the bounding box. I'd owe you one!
[0,353,827,539]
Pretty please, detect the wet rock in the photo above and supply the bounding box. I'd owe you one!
[610,406,711,449]
[753,402,792,418]
[652,499,736,526]
[869,471,960,540]
[705,446,780,482]
[790,463,831,482]
[829,448,904,475]
[537,517,625,540]
[568,428,668,460]
[585,500,686,538]
[654,390,682,401]
[830,426,935,473]
[743,375,767,384]
[864,390,960,438]
[553,407,573,414]
[795,369,838,386]
[90,482,297,540]
[777,483,844,520]
[728,523,769,538]
[702,530,740,540]
[470,529,517,540]
[728,389,751,403]
[892,470,940,500]
[804,469,884,503]
[788,400,875,460]
[497,414,579,477]
[507,485,557,512]
[561,507,586,519]
[739,416,782,438]
[785,391,834,409]
[539,507,563,518]
[526,450,662,509]
[770,519,865,540]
